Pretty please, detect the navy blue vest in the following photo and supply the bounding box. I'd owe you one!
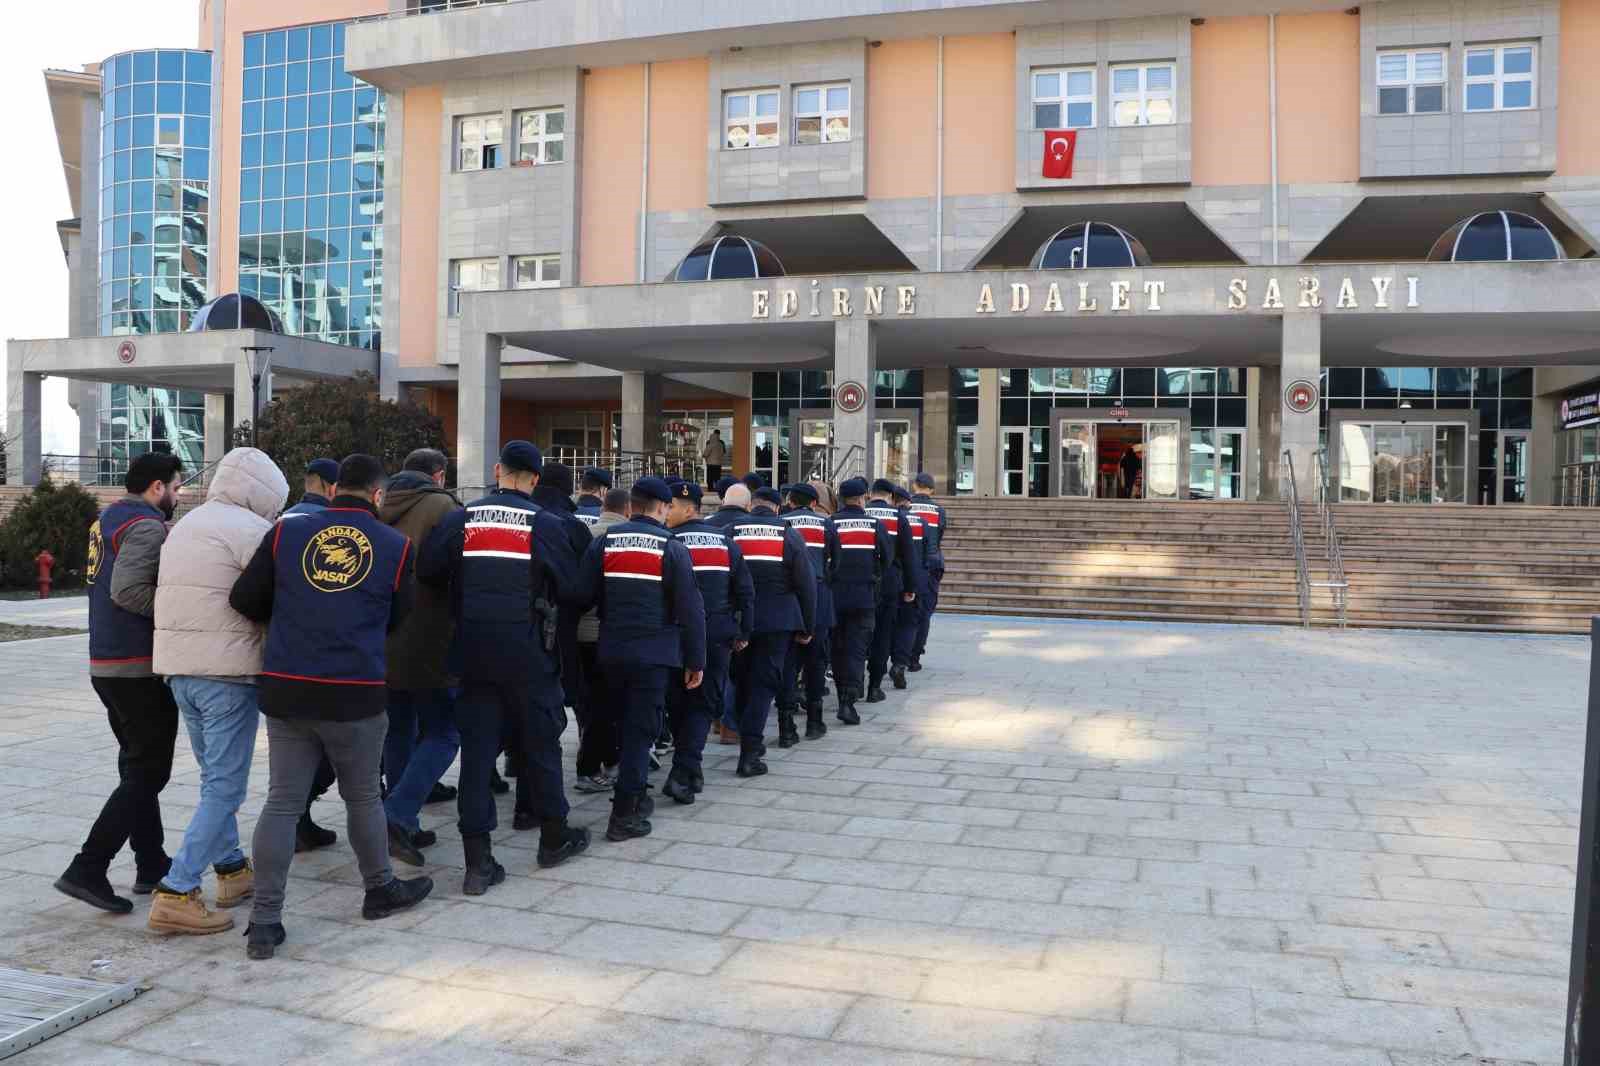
[864,502,907,602]
[261,506,411,687]
[87,498,165,666]
[674,518,750,645]
[575,504,601,529]
[456,489,555,681]
[704,506,747,530]
[730,509,811,633]
[589,516,701,668]
[830,504,889,613]
[282,492,330,517]
[901,509,928,596]
[781,508,835,630]
[908,494,947,569]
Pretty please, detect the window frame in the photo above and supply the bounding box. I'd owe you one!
[513,253,561,289]
[792,82,851,144]
[1031,66,1097,131]
[1109,62,1176,127]
[454,112,503,172]
[1463,42,1537,113]
[724,88,780,151]
[448,256,500,315]
[513,106,565,166]
[1375,47,1448,115]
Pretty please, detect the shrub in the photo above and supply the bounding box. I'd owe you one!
[0,476,103,589]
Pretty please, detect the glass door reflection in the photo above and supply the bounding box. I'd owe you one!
[1143,421,1181,500]
[1059,421,1095,498]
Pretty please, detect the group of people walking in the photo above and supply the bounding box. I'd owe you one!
[51,442,948,963]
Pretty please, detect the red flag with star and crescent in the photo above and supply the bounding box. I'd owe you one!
[1042,129,1077,179]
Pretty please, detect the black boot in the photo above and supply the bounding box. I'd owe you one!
[804,702,828,740]
[662,768,696,805]
[908,658,923,673]
[777,707,800,748]
[461,834,505,897]
[865,679,887,703]
[53,866,132,915]
[386,820,425,867]
[890,665,908,690]
[537,818,591,868]
[736,738,768,778]
[606,792,652,841]
[244,921,286,961]
[489,768,510,795]
[425,782,457,804]
[295,812,337,853]
[513,809,538,832]
[411,828,437,849]
[132,853,171,895]
[837,699,861,726]
[688,768,705,794]
[362,875,434,920]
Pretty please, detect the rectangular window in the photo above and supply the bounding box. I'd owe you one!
[1376,48,1446,114]
[455,113,502,171]
[514,107,564,165]
[1110,63,1175,126]
[1032,67,1095,129]
[449,256,499,315]
[793,83,850,144]
[725,88,779,149]
[513,254,560,289]
[1464,43,1536,111]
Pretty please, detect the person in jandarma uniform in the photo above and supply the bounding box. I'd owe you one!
[778,482,839,745]
[863,479,916,704]
[829,477,891,725]
[907,472,948,671]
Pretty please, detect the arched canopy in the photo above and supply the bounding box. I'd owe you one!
[1030,221,1153,269]
[672,235,786,281]
[188,292,283,333]
[1427,210,1564,262]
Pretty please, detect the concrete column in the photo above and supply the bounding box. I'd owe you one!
[231,357,273,434]
[1256,361,1281,500]
[458,332,503,496]
[621,371,664,454]
[5,357,43,486]
[69,380,98,467]
[204,394,229,466]
[1279,312,1322,500]
[833,319,876,482]
[920,366,957,490]
[974,367,1001,497]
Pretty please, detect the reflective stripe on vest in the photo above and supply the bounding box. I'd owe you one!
[865,506,899,536]
[464,505,532,560]
[604,531,667,582]
[677,531,731,573]
[834,518,877,551]
[734,531,786,562]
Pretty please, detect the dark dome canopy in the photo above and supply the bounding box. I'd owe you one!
[188,292,283,332]
[672,235,785,282]
[1031,221,1153,270]
[1427,210,1563,263]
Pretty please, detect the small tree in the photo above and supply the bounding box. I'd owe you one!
[233,372,447,503]
[0,476,102,589]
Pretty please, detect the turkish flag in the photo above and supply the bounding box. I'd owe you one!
[1042,129,1077,179]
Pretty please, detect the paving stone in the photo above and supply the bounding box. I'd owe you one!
[834,997,1044,1062]
[1253,988,1476,1054]
[1162,945,1345,995]
[1035,1019,1182,1065]
[1126,980,1253,1033]
[617,970,855,1037]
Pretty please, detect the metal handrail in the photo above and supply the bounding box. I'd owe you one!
[802,444,866,484]
[1314,448,1350,629]
[1282,450,1311,628]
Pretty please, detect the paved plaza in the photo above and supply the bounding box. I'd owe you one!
[0,602,1586,1065]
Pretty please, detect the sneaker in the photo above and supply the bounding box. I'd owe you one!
[653,734,674,757]
[244,921,286,960]
[574,773,614,794]
[213,859,254,909]
[148,887,234,935]
[362,876,434,921]
[53,869,132,915]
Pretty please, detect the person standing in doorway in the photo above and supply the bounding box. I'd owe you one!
[146,447,288,936]
[1119,444,1142,499]
[702,429,729,492]
[54,452,185,914]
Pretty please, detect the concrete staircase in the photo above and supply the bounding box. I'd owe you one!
[937,497,1600,634]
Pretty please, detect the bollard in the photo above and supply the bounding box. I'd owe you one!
[34,550,55,600]
[1565,618,1600,1065]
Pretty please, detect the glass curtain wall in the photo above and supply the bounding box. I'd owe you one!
[237,22,385,350]
[98,49,212,336]
[96,384,207,483]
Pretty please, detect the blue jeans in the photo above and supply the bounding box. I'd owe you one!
[382,689,460,833]
[164,677,260,893]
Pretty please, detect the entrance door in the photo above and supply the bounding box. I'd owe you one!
[956,428,976,494]
[876,418,913,483]
[797,417,833,483]
[788,408,922,484]
[1499,432,1529,504]
[1000,428,1028,496]
[1142,420,1182,500]
[1059,421,1095,497]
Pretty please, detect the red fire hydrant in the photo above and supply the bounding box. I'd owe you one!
[35,550,55,599]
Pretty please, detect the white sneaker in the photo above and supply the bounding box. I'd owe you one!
[574,773,613,794]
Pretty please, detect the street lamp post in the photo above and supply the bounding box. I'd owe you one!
[240,345,275,449]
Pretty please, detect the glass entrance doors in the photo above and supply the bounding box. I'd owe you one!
[1055,418,1184,500]
[787,409,920,485]
[877,418,912,483]
[1000,428,1028,495]
[1337,422,1469,503]
[1499,432,1528,504]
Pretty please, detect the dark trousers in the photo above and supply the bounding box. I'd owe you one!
[831,608,874,703]
[456,675,568,838]
[705,464,723,489]
[72,677,179,878]
[914,568,943,658]
[613,668,669,798]
[893,596,920,667]
[574,642,618,777]
[736,631,791,743]
[671,641,731,775]
[868,596,899,683]
[780,623,831,709]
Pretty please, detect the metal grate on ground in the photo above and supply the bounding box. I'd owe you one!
[0,966,138,1060]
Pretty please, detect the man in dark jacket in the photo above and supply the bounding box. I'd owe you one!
[571,477,706,841]
[778,483,838,745]
[864,479,916,703]
[907,472,948,671]
[889,483,928,691]
[529,462,592,808]
[829,477,891,725]
[575,467,611,526]
[379,448,461,867]
[54,451,184,914]
[230,454,434,959]
[283,458,339,516]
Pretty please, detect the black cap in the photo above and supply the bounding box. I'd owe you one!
[631,476,672,503]
[541,462,574,496]
[306,458,340,484]
[914,472,935,489]
[890,483,912,501]
[741,472,767,491]
[753,486,782,506]
[871,478,898,495]
[839,476,869,499]
[713,476,738,496]
[673,480,703,504]
[581,466,613,489]
[500,440,543,474]
[787,482,818,503]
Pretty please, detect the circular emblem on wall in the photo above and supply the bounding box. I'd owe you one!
[1284,379,1320,414]
[302,524,375,593]
[835,380,867,414]
[116,340,137,365]
[1562,399,1572,423]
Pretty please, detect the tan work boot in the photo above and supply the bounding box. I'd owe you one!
[147,887,235,935]
[215,860,254,909]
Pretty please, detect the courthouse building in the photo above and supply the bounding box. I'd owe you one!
[10,0,1600,507]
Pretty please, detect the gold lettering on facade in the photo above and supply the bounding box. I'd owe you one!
[1227,278,1248,310]
[864,286,884,316]
[1370,276,1392,309]
[1143,281,1165,312]
[1262,278,1284,310]
[1043,282,1064,312]
[1298,276,1322,309]
[1110,281,1132,312]
[897,285,917,314]
[1336,277,1358,309]
[751,289,770,319]
[976,284,996,313]
[1010,283,1030,313]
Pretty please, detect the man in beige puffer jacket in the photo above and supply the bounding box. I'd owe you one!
[147,447,288,936]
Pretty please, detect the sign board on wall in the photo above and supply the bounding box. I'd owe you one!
[1562,390,1600,431]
